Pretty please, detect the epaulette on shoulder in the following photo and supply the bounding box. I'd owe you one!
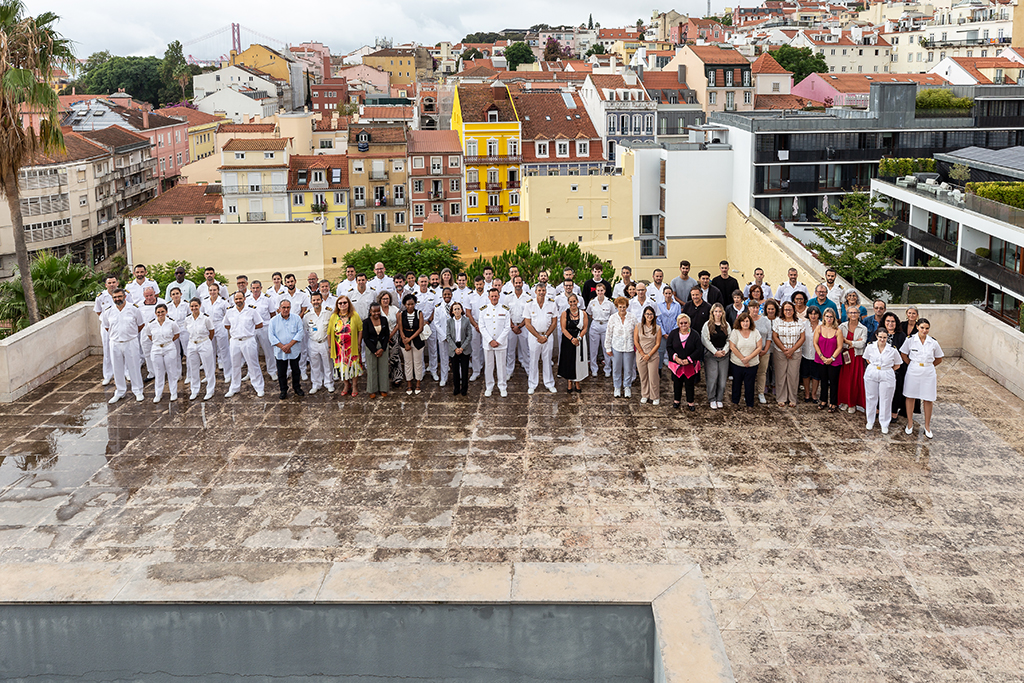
[502,304,509,310]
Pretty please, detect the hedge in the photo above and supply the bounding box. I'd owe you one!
[966,182,1024,210]
[915,89,973,111]
[869,267,986,305]
[878,157,937,177]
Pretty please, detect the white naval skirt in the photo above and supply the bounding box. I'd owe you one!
[903,363,937,402]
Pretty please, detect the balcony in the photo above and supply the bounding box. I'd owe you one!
[466,182,480,191]
[369,170,389,181]
[371,222,390,233]
[932,35,1011,48]
[431,167,443,175]
[247,212,266,222]
[506,180,520,189]
[886,218,959,263]
[428,191,445,200]
[222,185,288,195]
[485,181,503,191]
[485,205,504,215]
[464,155,522,165]
[354,198,366,208]
[961,248,1024,299]
[393,196,406,206]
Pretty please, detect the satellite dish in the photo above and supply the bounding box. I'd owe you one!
[314,216,324,224]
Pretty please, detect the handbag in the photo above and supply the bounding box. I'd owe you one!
[421,322,431,340]
[840,348,853,365]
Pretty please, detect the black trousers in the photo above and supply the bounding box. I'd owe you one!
[731,363,757,407]
[451,352,470,395]
[672,373,696,403]
[276,358,303,396]
[818,362,840,406]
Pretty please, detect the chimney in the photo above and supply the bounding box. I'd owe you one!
[142,110,149,129]
[72,86,76,95]
[678,65,686,84]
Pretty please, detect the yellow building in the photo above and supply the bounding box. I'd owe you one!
[229,44,295,83]
[611,39,644,63]
[287,155,350,234]
[362,48,431,85]
[154,107,227,164]
[452,84,522,222]
[219,138,292,223]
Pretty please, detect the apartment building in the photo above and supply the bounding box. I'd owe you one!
[791,27,892,75]
[579,72,656,164]
[665,45,755,116]
[347,125,410,233]
[153,106,227,163]
[407,130,463,229]
[311,78,350,113]
[288,155,349,234]
[125,184,223,225]
[220,138,291,223]
[510,88,606,177]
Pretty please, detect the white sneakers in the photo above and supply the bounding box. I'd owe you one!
[640,397,648,404]
[309,386,318,395]
[190,391,200,401]
[500,389,507,398]
[134,393,144,402]
[153,395,162,404]
[614,388,621,398]
[440,381,446,388]
[528,388,535,395]
[224,390,237,398]
[758,393,767,404]
[204,389,215,400]
[327,386,335,393]
[484,389,492,397]
[624,388,631,398]
[108,393,123,404]
[652,399,660,406]
[881,425,889,434]
[866,423,873,431]
[547,386,557,393]
[101,378,111,386]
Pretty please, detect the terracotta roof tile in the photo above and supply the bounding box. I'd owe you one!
[222,137,290,151]
[509,89,603,164]
[27,131,109,165]
[751,52,791,74]
[641,71,691,90]
[347,125,408,144]
[754,94,809,109]
[687,45,752,65]
[458,65,499,79]
[407,130,462,155]
[361,106,414,120]
[153,106,227,127]
[217,123,276,134]
[588,74,652,101]
[81,125,151,150]
[125,184,222,218]
[815,73,947,92]
[287,155,349,190]
[456,84,518,122]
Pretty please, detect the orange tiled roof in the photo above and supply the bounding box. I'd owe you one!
[154,106,227,127]
[361,106,414,120]
[81,125,151,150]
[217,122,276,134]
[125,184,222,218]
[407,130,462,155]
[588,74,652,101]
[688,45,751,65]
[751,52,791,75]
[754,94,808,109]
[347,125,408,145]
[456,84,518,122]
[222,137,290,151]
[287,155,349,190]
[27,131,108,165]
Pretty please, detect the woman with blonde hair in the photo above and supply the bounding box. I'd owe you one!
[329,295,363,396]
[814,307,842,412]
[772,300,805,407]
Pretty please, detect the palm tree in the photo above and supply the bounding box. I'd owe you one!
[0,250,101,333]
[0,0,75,325]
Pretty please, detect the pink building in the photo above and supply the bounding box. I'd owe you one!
[407,130,463,229]
[291,42,332,82]
[792,72,948,108]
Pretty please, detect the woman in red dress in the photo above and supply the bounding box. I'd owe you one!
[837,306,867,413]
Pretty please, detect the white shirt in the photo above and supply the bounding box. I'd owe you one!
[201,297,229,329]
[900,335,943,371]
[146,319,180,348]
[826,282,845,306]
[586,297,614,324]
[335,278,358,298]
[743,282,773,300]
[224,304,263,339]
[605,312,638,353]
[303,306,333,344]
[94,291,120,319]
[628,296,653,320]
[553,288,579,314]
[371,275,395,297]
[317,293,337,312]
[864,342,901,379]
[248,292,276,322]
[479,301,511,349]
[165,278,197,301]
[280,289,311,318]
[414,288,437,323]
[267,284,287,309]
[775,281,809,303]
[125,278,158,303]
[102,304,144,343]
[432,298,452,331]
[454,317,463,343]
[166,300,191,328]
[611,280,634,299]
[137,298,166,326]
[464,289,488,323]
[501,281,532,298]
[524,298,557,335]
[197,281,228,300]
[185,312,215,344]
[350,287,374,321]
[647,282,666,303]
[503,290,531,325]
[452,286,473,308]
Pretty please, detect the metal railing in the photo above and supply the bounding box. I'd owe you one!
[354,198,366,207]
[886,218,959,263]
[485,181,502,190]
[222,185,288,194]
[247,212,266,222]
[25,222,72,243]
[371,222,390,233]
[466,182,480,191]
[485,205,503,215]
[961,248,1024,298]
[506,180,520,189]
[428,190,445,199]
[465,155,522,165]
[369,170,389,180]
[393,196,406,206]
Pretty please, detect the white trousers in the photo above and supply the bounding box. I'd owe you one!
[150,344,181,399]
[139,333,154,378]
[255,326,277,379]
[588,321,609,376]
[506,328,530,377]
[212,327,230,376]
[434,336,450,384]
[186,340,216,393]
[110,339,144,397]
[229,337,264,393]
[425,328,439,376]
[100,324,117,382]
[528,336,555,391]
[470,327,483,375]
[484,345,508,392]
[865,376,896,429]
[308,338,334,390]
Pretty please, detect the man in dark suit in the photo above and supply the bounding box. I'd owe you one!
[711,261,740,304]
[697,271,723,306]
[682,286,712,350]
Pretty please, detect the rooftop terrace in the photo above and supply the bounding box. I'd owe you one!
[2,338,1024,680]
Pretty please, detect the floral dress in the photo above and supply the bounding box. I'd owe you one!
[330,314,364,380]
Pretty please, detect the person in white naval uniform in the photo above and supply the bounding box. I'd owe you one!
[863,328,902,434]
[303,292,335,394]
[94,275,124,386]
[335,266,358,298]
[125,264,158,303]
[479,288,511,397]
[413,275,439,380]
[464,276,488,381]
[432,288,453,387]
[184,297,217,400]
[247,280,278,381]
[586,283,614,377]
[503,276,531,379]
[223,292,265,398]
[165,286,191,368]
[102,289,145,403]
[145,303,181,402]
[137,287,165,380]
[197,267,228,301]
[201,285,230,379]
[899,318,944,438]
[317,280,337,313]
[523,283,558,394]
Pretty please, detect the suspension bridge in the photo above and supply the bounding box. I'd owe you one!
[182,23,290,66]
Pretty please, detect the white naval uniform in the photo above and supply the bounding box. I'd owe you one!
[524,297,558,392]
[136,298,166,379]
[611,281,634,299]
[94,290,122,383]
[185,313,217,397]
[102,303,145,399]
[335,278,358,298]
[201,296,231,377]
[500,281,532,299]
[646,282,667,304]
[586,296,614,377]
[479,301,511,394]
[414,288,439,378]
[863,342,901,430]
[125,278,158,304]
[146,319,181,400]
[743,282,773,300]
[464,289,488,378]
[247,292,278,380]
[502,290,531,378]
[900,335,943,402]
[224,304,265,395]
[431,298,452,385]
[826,282,846,308]
[197,281,228,301]
[350,286,375,321]
[303,306,335,392]
[165,300,191,358]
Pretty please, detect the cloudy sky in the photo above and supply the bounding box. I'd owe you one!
[27,0,731,60]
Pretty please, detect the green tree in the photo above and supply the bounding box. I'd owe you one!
[461,47,483,62]
[466,241,614,285]
[81,55,163,106]
[336,101,359,116]
[159,40,189,104]
[343,237,464,278]
[770,45,828,84]
[505,42,535,72]
[588,13,594,29]
[0,252,102,333]
[0,0,76,326]
[719,13,733,26]
[542,37,571,62]
[807,193,901,288]
[948,163,971,184]
[585,43,606,57]
[146,260,225,295]
[915,88,973,110]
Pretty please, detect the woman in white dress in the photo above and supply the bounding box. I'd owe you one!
[899,318,944,438]
[863,328,902,434]
[184,297,217,401]
[145,304,181,403]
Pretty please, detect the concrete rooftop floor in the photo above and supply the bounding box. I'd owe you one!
[2,355,1024,682]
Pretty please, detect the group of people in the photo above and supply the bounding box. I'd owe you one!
[95,259,943,437]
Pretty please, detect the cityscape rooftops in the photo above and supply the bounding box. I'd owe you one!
[80,124,152,151]
[287,155,349,190]
[406,130,462,155]
[26,131,109,166]
[125,183,223,218]
[222,137,290,151]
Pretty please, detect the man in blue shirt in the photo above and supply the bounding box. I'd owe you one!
[269,299,306,399]
[809,284,838,319]
[656,286,681,367]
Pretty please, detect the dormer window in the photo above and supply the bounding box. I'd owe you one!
[487,109,498,123]
[357,132,370,143]
[313,170,325,183]
[297,170,308,185]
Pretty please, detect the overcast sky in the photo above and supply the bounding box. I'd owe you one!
[27,0,732,61]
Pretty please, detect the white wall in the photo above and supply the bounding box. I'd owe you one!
[664,149,734,238]
[729,126,753,216]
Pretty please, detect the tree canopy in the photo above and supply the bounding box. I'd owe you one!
[585,43,606,57]
[466,241,615,284]
[343,237,464,278]
[80,55,163,105]
[542,37,572,62]
[461,47,483,62]
[504,42,535,71]
[807,193,901,288]
[770,45,828,84]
